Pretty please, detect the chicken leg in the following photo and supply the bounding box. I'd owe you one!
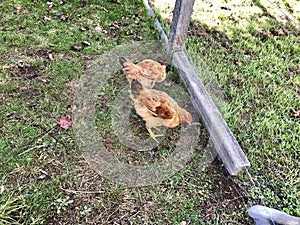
[146,127,164,143]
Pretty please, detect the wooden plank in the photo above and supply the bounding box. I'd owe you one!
[172,51,250,175]
[169,0,195,52]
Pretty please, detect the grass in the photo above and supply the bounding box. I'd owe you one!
[1,0,298,224]
[153,0,300,218]
[188,16,300,218]
[0,196,26,225]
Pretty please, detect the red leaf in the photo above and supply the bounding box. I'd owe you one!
[57,116,73,130]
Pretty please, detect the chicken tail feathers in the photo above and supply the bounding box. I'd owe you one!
[119,56,131,67]
[131,80,144,98]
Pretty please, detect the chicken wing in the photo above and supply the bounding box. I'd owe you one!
[130,80,192,142]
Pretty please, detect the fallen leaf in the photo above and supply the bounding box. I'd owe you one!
[87,32,93,38]
[38,77,48,83]
[37,174,47,180]
[236,61,243,66]
[259,30,273,37]
[244,54,251,58]
[41,15,52,21]
[48,53,54,61]
[46,1,54,8]
[71,45,83,51]
[13,4,22,13]
[291,108,300,118]
[112,22,120,29]
[57,116,73,130]
[79,26,89,31]
[124,29,133,35]
[179,222,187,225]
[84,55,93,60]
[37,169,49,180]
[80,0,87,7]
[95,26,107,34]
[60,15,69,21]
[134,35,142,41]
[278,28,286,36]
[199,46,206,52]
[82,41,91,46]
[82,62,90,69]
[110,30,116,37]
[211,25,218,29]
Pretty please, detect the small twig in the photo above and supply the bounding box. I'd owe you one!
[109,212,130,224]
[49,132,69,150]
[198,196,243,211]
[103,205,121,225]
[60,187,104,194]
[18,144,48,156]
[21,126,55,148]
[38,125,70,151]
[104,206,141,225]
[17,111,70,151]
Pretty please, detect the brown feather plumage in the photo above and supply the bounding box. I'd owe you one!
[130,80,192,142]
[119,57,166,88]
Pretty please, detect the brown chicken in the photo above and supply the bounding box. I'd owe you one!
[119,57,166,88]
[130,80,192,142]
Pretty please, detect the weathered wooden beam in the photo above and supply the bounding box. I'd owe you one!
[169,0,195,52]
[172,51,250,175]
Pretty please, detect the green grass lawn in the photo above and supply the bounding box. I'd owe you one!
[0,0,299,224]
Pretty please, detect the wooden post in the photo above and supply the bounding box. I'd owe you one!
[169,0,195,52]
[172,52,250,175]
